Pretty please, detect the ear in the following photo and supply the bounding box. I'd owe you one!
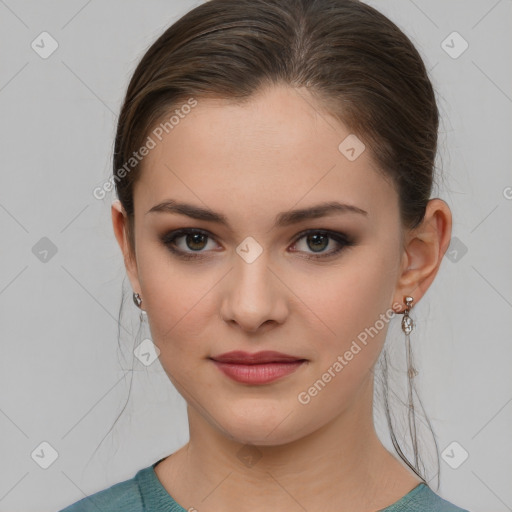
[393,198,452,312]
[111,200,142,300]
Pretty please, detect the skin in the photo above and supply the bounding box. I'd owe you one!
[112,84,452,512]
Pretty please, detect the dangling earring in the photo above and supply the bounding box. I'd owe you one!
[401,295,418,379]
[133,292,147,322]
[133,292,142,308]
[402,295,419,468]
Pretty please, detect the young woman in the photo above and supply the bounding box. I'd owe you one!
[60,0,470,510]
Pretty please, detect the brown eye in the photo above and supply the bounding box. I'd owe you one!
[161,228,218,259]
[184,232,208,251]
[290,230,354,260]
[161,228,354,261]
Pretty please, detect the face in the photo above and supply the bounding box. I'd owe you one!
[117,84,407,446]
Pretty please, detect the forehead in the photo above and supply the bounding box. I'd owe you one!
[134,84,397,225]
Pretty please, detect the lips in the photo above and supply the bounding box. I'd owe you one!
[210,350,305,364]
[209,351,307,385]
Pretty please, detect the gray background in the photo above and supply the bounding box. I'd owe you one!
[0,1,511,511]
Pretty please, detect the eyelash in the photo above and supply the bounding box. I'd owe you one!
[160,228,355,261]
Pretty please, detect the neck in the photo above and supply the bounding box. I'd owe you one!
[157,377,421,512]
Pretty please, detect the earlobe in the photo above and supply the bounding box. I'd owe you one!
[393,198,452,307]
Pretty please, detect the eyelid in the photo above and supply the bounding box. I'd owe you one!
[289,229,353,259]
[161,228,221,254]
[160,227,354,260]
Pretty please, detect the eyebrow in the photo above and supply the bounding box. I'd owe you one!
[146,199,368,228]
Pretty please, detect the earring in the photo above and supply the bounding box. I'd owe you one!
[401,295,419,468]
[401,295,418,379]
[133,292,147,324]
[133,292,143,308]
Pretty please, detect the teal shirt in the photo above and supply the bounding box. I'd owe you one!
[59,458,470,512]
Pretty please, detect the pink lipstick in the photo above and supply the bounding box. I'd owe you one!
[210,350,306,385]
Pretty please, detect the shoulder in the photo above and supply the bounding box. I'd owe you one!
[419,484,471,512]
[383,483,471,512]
[57,468,147,512]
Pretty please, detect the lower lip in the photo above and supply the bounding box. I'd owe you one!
[212,360,305,385]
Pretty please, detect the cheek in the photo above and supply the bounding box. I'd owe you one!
[297,242,400,374]
[292,249,399,423]
[135,243,216,358]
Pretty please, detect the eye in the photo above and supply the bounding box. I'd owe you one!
[161,228,354,261]
[290,229,354,260]
[161,228,218,259]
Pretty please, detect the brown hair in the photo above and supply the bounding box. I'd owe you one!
[111,0,441,487]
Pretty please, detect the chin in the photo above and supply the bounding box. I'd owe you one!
[214,403,309,447]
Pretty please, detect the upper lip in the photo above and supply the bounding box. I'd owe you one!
[210,350,306,364]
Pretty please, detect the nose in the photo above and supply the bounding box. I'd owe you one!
[219,250,288,334]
